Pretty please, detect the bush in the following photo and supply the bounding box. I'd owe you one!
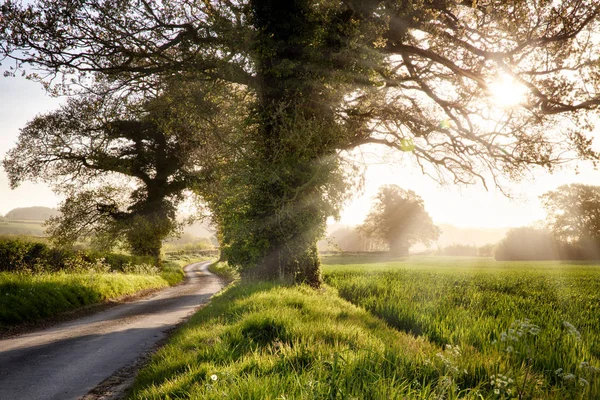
[495,227,560,261]
[0,237,160,274]
[441,244,478,256]
[0,239,55,272]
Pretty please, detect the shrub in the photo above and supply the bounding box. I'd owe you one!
[0,237,160,274]
[495,227,560,261]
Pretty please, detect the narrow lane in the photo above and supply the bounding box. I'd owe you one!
[0,261,223,400]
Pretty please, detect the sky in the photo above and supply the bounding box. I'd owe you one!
[1,75,600,229]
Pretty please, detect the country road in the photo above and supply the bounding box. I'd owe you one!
[0,261,224,400]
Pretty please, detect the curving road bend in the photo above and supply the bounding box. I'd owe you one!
[0,261,223,400]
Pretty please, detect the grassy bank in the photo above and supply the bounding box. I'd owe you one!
[207,261,239,283]
[128,282,471,399]
[0,271,169,328]
[322,255,600,398]
[0,254,213,329]
[128,255,600,399]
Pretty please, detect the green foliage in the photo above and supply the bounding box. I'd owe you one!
[0,237,163,273]
[542,184,600,258]
[211,109,354,285]
[359,185,440,256]
[0,271,170,329]
[323,256,600,398]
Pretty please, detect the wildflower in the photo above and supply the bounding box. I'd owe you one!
[494,389,500,395]
[211,374,218,381]
[563,321,581,341]
[579,378,589,387]
[563,373,576,381]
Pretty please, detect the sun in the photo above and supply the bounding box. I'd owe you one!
[488,75,528,108]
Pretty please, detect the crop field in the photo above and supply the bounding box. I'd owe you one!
[322,255,600,398]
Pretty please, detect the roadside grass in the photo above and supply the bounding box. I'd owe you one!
[0,254,211,329]
[162,254,204,285]
[207,261,239,283]
[0,271,169,329]
[128,282,490,399]
[322,255,600,398]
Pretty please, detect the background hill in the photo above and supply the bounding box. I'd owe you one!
[4,206,60,221]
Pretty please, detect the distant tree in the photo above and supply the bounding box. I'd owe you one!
[320,226,386,253]
[359,185,439,256]
[541,184,600,248]
[494,227,559,261]
[477,244,495,258]
[2,84,225,262]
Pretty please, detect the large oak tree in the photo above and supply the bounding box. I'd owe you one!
[3,80,236,261]
[3,0,600,284]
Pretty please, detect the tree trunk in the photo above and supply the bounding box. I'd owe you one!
[241,0,333,286]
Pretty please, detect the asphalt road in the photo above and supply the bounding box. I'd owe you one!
[0,261,223,400]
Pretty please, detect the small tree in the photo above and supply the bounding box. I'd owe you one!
[359,185,440,256]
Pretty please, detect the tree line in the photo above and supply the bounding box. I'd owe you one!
[496,184,600,261]
[2,1,600,285]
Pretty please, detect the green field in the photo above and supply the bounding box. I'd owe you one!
[129,255,600,399]
[322,256,600,398]
[0,220,46,237]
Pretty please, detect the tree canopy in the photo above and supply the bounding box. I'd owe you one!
[541,184,600,246]
[2,80,236,259]
[359,185,439,256]
[3,0,600,284]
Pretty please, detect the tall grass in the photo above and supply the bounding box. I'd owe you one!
[0,271,169,328]
[0,253,206,329]
[323,256,600,398]
[128,282,491,399]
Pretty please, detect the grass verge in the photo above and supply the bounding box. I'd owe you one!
[0,255,212,330]
[207,261,239,283]
[127,282,493,399]
[0,271,169,329]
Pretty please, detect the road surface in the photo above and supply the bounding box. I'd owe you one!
[0,261,223,400]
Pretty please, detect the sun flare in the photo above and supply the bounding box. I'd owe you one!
[488,75,528,108]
